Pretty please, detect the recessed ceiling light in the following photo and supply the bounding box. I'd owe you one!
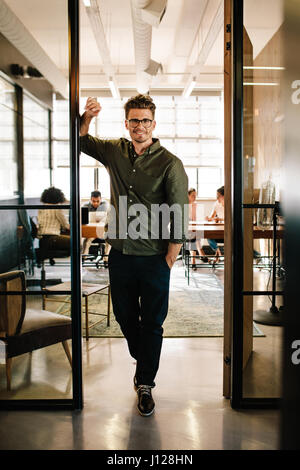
[108,77,120,99]
[244,82,279,86]
[243,66,285,70]
[182,77,196,99]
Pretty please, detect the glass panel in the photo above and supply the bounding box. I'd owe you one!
[75,94,223,200]
[155,106,175,122]
[197,167,222,199]
[81,167,97,198]
[98,122,124,138]
[0,209,72,399]
[155,122,176,136]
[159,139,176,154]
[176,123,200,137]
[23,94,50,198]
[176,140,200,157]
[0,0,74,402]
[53,168,70,201]
[0,77,18,199]
[53,97,69,140]
[52,104,71,203]
[242,0,284,398]
[98,167,111,200]
[185,168,197,191]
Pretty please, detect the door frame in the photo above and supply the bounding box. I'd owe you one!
[0,0,83,411]
[227,0,281,409]
[223,0,232,399]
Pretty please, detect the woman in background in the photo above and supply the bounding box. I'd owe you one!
[205,185,224,262]
[188,188,208,270]
[37,187,70,259]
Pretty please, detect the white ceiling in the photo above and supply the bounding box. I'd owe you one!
[3,0,283,95]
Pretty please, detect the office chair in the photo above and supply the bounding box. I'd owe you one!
[82,238,108,268]
[37,236,70,288]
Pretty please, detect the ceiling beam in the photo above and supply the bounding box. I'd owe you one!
[84,0,120,99]
[167,0,208,83]
[182,0,224,97]
[81,87,222,98]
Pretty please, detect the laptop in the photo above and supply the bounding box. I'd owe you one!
[89,211,107,223]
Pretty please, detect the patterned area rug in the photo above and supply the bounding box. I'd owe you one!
[56,263,264,338]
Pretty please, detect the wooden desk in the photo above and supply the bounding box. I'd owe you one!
[189,223,284,240]
[189,224,225,240]
[82,223,105,239]
[82,222,284,240]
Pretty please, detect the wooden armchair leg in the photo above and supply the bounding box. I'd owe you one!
[6,357,12,391]
[85,295,89,341]
[107,286,111,327]
[62,341,72,367]
[42,293,46,310]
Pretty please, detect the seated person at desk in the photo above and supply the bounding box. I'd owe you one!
[37,187,70,261]
[205,185,224,262]
[188,188,209,269]
[84,190,108,215]
[82,190,109,257]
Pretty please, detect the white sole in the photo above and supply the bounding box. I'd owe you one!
[137,407,155,417]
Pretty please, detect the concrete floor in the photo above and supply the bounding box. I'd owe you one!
[0,336,280,450]
[0,263,281,450]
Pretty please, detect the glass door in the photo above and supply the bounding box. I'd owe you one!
[0,0,82,409]
[231,0,284,407]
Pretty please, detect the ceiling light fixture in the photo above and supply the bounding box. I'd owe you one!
[85,0,120,98]
[182,77,196,99]
[10,64,43,79]
[244,82,279,86]
[243,66,285,70]
[83,0,91,7]
[274,114,284,123]
[108,77,119,99]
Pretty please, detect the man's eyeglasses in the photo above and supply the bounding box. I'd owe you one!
[127,118,153,128]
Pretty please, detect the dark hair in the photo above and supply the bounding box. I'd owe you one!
[41,187,66,204]
[91,190,101,198]
[124,94,156,119]
[188,188,196,195]
[217,186,224,196]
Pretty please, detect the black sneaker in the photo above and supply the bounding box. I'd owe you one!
[137,385,155,417]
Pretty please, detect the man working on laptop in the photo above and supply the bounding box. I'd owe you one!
[82,190,108,255]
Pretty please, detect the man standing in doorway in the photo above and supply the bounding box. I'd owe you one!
[80,94,188,416]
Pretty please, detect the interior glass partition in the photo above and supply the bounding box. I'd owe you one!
[23,93,51,197]
[77,93,223,201]
[0,0,82,408]
[0,76,18,199]
[231,0,284,406]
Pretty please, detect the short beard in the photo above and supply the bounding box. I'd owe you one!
[132,131,151,144]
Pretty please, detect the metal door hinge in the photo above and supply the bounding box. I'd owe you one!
[226,42,231,51]
[224,355,231,365]
[226,24,231,33]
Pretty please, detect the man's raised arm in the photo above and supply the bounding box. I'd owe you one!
[80,97,101,136]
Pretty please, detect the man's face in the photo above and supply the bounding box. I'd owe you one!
[91,196,101,208]
[125,108,156,144]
